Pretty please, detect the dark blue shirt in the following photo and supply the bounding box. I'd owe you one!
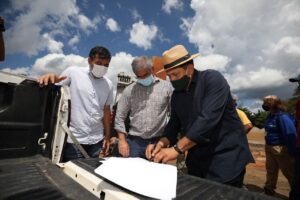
[164,69,254,183]
[265,112,297,154]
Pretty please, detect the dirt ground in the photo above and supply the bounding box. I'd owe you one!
[244,127,290,199]
[174,127,291,199]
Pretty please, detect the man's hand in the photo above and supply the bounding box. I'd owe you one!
[145,142,163,160]
[153,147,179,164]
[118,139,129,157]
[99,138,110,158]
[37,73,66,85]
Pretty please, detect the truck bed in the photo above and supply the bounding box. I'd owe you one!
[71,158,276,200]
[0,155,276,200]
[0,155,98,200]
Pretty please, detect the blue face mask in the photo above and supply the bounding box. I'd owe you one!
[137,75,154,86]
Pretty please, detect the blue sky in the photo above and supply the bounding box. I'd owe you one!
[0,0,300,111]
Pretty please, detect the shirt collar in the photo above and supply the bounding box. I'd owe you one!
[153,76,160,83]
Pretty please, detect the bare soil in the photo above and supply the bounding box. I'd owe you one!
[244,127,290,199]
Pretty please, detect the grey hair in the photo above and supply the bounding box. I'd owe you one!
[131,56,152,74]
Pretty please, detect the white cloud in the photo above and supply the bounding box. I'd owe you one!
[225,67,286,91]
[162,0,184,14]
[129,21,158,50]
[131,9,142,21]
[43,33,64,53]
[181,0,300,103]
[98,3,105,10]
[106,52,135,87]
[68,35,80,46]
[106,18,120,32]
[31,53,87,76]
[5,0,101,56]
[194,54,231,72]
[269,37,300,56]
[77,14,101,34]
[4,51,135,89]
[1,67,31,76]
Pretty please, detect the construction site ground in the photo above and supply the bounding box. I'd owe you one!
[174,127,290,199]
[245,127,290,199]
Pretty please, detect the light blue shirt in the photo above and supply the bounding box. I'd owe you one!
[59,66,114,144]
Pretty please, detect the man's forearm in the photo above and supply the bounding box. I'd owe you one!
[158,137,171,148]
[118,132,127,141]
[176,136,197,152]
[103,107,111,139]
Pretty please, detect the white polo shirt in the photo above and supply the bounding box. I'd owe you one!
[58,66,114,144]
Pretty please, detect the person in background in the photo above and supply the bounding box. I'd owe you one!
[288,75,300,200]
[232,94,253,134]
[147,44,254,188]
[0,17,5,61]
[38,46,114,161]
[114,56,173,159]
[262,95,296,196]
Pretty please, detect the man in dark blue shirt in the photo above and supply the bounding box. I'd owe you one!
[146,44,254,187]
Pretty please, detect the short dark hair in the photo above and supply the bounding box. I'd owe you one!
[89,46,111,60]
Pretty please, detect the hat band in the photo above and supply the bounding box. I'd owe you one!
[164,54,191,69]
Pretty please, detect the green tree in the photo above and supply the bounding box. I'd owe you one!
[252,110,268,128]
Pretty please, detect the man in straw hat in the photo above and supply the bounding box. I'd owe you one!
[146,44,254,187]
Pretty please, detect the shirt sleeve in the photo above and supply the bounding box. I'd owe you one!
[185,70,230,143]
[279,114,297,155]
[237,109,252,125]
[163,95,181,145]
[56,67,72,86]
[114,87,131,134]
[105,84,114,106]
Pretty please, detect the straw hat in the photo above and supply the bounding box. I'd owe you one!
[162,44,199,71]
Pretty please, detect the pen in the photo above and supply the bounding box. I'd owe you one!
[150,143,157,161]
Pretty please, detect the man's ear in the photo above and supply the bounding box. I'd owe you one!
[187,64,194,76]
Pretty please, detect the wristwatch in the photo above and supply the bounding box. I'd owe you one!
[173,143,184,154]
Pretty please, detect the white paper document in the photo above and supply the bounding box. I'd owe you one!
[94,157,177,200]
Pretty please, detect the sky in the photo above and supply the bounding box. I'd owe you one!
[0,0,300,112]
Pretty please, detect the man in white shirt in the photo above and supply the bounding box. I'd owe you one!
[38,46,114,161]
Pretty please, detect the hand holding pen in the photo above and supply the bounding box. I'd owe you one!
[145,142,164,161]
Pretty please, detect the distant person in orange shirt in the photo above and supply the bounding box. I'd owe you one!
[232,95,253,134]
[0,17,5,61]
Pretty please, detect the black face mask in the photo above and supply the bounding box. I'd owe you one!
[262,104,270,111]
[171,75,191,91]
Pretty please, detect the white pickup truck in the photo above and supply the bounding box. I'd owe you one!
[0,71,276,200]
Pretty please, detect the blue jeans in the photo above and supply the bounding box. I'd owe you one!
[289,148,300,200]
[127,135,158,159]
[63,140,103,162]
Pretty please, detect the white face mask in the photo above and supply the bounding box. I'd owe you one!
[91,64,108,78]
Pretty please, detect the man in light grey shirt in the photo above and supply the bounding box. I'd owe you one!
[38,46,113,161]
[114,56,173,159]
